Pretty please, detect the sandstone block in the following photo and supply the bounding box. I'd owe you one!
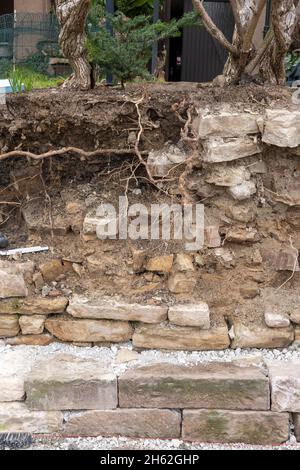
[133,323,229,351]
[264,310,290,328]
[268,362,300,412]
[19,315,46,335]
[67,297,167,324]
[5,334,53,346]
[262,109,300,148]
[63,409,181,438]
[183,410,289,445]
[231,322,294,349]
[45,316,133,343]
[0,314,19,337]
[168,303,210,328]
[202,136,261,163]
[119,363,270,410]
[0,297,68,315]
[0,403,62,433]
[25,354,117,411]
[168,272,197,294]
[0,270,27,299]
[145,255,174,273]
[194,112,259,138]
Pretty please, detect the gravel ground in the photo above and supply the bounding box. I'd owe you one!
[1,340,300,376]
[28,435,300,451]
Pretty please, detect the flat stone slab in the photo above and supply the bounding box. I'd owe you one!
[0,403,62,433]
[118,363,270,410]
[132,323,229,351]
[183,410,289,445]
[168,303,210,329]
[0,297,68,315]
[45,316,133,343]
[268,362,300,412]
[63,409,181,438]
[231,322,294,349]
[67,297,167,324]
[194,112,260,138]
[25,354,117,411]
[202,136,261,163]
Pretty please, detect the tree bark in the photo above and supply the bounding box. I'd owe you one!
[192,0,300,85]
[55,0,92,90]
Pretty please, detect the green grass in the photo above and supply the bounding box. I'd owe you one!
[6,66,66,92]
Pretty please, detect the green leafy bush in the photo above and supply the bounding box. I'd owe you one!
[87,11,199,87]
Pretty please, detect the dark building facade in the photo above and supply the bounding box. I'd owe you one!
[164,0,235,82]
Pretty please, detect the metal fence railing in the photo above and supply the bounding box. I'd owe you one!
[0,12,60,72]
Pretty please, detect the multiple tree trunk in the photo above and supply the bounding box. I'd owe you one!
[55,0,300,88]
[192,0,300,85]
[55,0,92,89]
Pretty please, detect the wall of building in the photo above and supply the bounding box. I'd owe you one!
[14,0,51,14]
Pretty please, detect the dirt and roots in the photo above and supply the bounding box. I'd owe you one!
[0,82,298,333]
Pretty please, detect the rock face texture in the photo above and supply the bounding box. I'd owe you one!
[0,403,62,433]
[118,363,270,410]
[183,410,289,445]
[262,110,300,147]
[25,355,117,411]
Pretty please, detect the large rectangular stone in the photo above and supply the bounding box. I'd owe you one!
[268,362,300,412]
[183,410,289,445]
[0,403,62,433]
[193,112,260,138]
[119,363,270,410]
[132,323,229,351]
[63,409,181,438]
[231,322,294,349]
[0,297,68,315]
[67,297,167,324]
[45,316,133,343]
[202,136,261,163]
[25,355,117,410]
[262,109,300,148]
[168,303,210,329]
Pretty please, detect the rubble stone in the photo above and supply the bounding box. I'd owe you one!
[0,314,19,337]
[0,403,62,433]
[262,109,300,148]
[0,270,28,298]
[19,315,46,335]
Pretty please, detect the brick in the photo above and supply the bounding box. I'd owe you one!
[119,363,270,410]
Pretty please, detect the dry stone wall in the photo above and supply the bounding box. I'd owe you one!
[1,105,300,350]
[1,352,300,445]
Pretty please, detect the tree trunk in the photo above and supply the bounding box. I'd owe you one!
[55,0,92,90]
